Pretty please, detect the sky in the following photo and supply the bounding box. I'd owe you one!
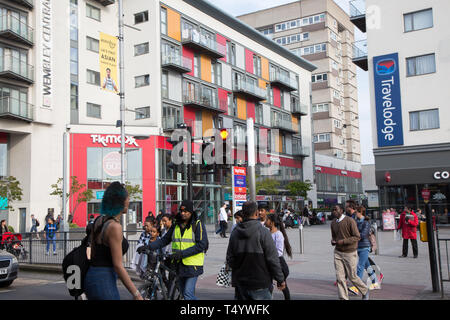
[210,0,374,164]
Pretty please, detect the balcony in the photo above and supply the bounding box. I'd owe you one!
[181,28,225,59]
[162,115,182,131]
[0,54,34,83]
[183,85,226,113]
[269,71,297,92]
[292,145,310,158]
[349,0,366,33]
[93,0,115,6]
[271,116,298,134]
[0,15,34,46]
[10,0,33,9]
[291,98,308,116]
[232,78,267,101]
[162,53,191,74]
[352,39,368,71]
[0,96,33,122]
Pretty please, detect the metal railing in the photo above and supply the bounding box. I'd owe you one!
[161,51,192,71]
[183,85,226,112]
[181,27,226,57]
[233,77,267,100]
[0,96,33,121]
[0,14,34,44]
[352,39,367,60]
[162,115,181,131]
[269,70,297,89]
[292,145,310,157]
[272,115,297,132]
[350,0,366,17]
[291,99,308,115]
[0,53,34,82]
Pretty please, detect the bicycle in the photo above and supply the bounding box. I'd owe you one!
[138,250,184,300]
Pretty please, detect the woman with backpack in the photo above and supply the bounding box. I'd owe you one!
[84,182,143,300]
[44,218,57,255]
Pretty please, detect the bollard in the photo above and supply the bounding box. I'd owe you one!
[373,221,379,255]
[299,223,304,254]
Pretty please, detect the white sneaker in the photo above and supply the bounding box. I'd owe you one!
[369,283,381,290]
[45,252,49,256]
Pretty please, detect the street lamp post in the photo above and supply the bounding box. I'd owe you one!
[118,0,126,231]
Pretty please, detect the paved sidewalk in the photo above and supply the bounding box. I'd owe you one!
[20,222,450,300]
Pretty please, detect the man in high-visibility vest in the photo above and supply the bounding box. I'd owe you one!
[138,200,208,300]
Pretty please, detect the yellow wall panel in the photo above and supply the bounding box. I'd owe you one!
[292,115,299,133]
[202,111,213,136]
[277,134,282,153]
[201,55,212,83]
[237,96,246,120]
[167,8,181,41]
[261,57,269,81]
[258,79,267,89]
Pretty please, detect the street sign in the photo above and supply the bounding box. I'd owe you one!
[0,197,7,210]
[422,189,430,203]
[234,187,247,194]
[96,191,105,200]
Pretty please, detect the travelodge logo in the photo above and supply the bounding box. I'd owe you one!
[376,59,396,75]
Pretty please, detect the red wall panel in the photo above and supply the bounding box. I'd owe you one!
[245,49,254,74]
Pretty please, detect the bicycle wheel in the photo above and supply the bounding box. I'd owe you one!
[168,279,184,300]
[139,279,167,300]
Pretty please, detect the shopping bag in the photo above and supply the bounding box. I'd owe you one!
[216,264,231,288]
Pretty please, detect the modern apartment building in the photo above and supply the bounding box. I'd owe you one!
[350,0,450,213]
[238,0,361,163]
[0,0,316,232]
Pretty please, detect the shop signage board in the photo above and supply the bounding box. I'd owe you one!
[232,167,247,216]
[382,211,396,230]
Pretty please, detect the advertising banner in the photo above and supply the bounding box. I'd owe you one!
[382,211,396,230]
[373,53,404,147]
[99,32,119,93]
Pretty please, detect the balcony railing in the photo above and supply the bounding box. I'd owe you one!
[292,145,310,157]
[183,85,226,113]
[233,78,267,101]
[10,0,33,9]
[271,116,297,133]
[352,39,368,71]
[161,52,191,73]
[93,0,115,6]
[0,15,34,46]
[291,99,308,116]
[349,0,366,32]
[269,71,297,92]
[162,115,181,131]
[0,54,34,83]
[181,27,226,59]
[0,96,33,122]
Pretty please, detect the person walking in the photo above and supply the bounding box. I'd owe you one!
[302,205,311,226]
[258,204,269,227]
[397,206,419,258]
[226,201,285,300]
[331,204,370,300]
[44,218,57,256]
[30,214,40,239]
[218,203,229,238]
[84,182,143,300]
[265,213,292,300]
[231,210,243,233]
[138,200,208,300]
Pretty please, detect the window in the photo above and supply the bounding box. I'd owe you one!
[87,69,100,85]
[135,74,150,88]
[314,133,330,143]
[253,55,261,77]
[161,7,167,35]
[313,103,329,113]
[212,62,222,86]
[86,36,99,53]
[193,54,200,78]
[134,42,149,56]
[312,73,328,83]
[135,107,150,120]
[227,93,233,116]
[226,41,236,66]
[87,102,101,119]
[410,109,439,131]
[280,90,285,109]
[255,103,263,124]
[406,54,436,76]
[86,4,100,21]
[135,11,149,24]
[301,43,326,56]
[334,119,342,129]
[161,71,168,98]
[333,90,340,99]
[404,9,433,32]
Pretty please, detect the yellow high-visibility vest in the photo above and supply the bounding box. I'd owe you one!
[171,220,204,266]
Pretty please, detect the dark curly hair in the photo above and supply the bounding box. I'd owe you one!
[100,181,128,217]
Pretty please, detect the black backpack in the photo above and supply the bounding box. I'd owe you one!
[62,235,90,298]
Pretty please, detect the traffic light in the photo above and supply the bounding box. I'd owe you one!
[201,140,215,171]
[167,136,183,173]
[218,128,230,169]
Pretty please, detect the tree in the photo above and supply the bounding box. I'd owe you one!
[50,176,94,223]
[124,181,143,201]
[286,181,312,199]
[256,178,280,195]
[0,176,23,211]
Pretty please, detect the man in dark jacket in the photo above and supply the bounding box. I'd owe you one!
[138,200,208,300]
[226,201,285,300]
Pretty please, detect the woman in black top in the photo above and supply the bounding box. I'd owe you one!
[84,182,143,300]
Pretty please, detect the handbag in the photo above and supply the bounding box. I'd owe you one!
[216,263,231,288]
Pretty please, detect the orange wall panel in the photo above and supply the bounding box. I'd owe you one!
[202,111,213,136]
[167,8,181,41]
[292,115,299,133]
[201,55,212,83]
[237,96,247,120]
[261,57,269,81]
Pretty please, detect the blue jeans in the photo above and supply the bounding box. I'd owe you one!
[46,236,56,253]
[357,247,370,280]
[236,287,272,300]
[179,276,198,300]
[84,266,120,300]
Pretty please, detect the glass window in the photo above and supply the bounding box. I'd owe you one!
[86,69,100,86]
[134,11,149,24]
[0,143,7,179]
[135,75,150,87]
[160,7,167,35]
[410,109,439,131]
[194,54,200,77]
[87,102,101,118]
[135,106,150,119]
[86,36,99,53]
[161,71,168,98]
[86,4,100,21]
[134,42,149,56]
[406,54,436,76]
[404,9,433,32]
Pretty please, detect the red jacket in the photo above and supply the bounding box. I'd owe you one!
[397,211,419,239]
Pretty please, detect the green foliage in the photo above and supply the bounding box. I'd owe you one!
[7,226,14,233]
[0,176,23,211]
[256,178,280,195]
[124,181,143,200]
[286,181,312,198]
[69,222,80,229]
